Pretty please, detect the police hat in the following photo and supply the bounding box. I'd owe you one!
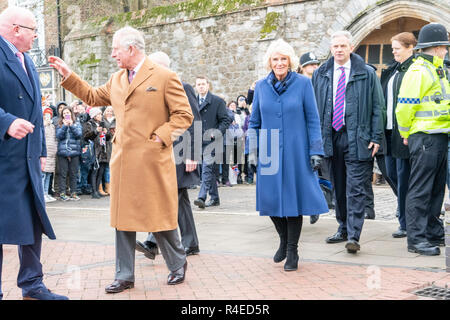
[300,52,320,67]
[414,23,450,50]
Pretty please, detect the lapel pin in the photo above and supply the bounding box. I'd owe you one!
[146,86,157,92]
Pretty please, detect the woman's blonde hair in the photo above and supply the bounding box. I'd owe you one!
[264,39,299,72]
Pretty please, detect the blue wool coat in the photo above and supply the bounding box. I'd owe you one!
[0,37,56,245]
[249,72,328,217]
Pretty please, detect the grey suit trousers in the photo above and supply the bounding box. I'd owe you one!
[146,188,199,249]
[115,228,186,282]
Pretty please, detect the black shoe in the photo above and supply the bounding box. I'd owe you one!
[105,279,134,293]
[364,212,375,220]
[167,261,187,285]
[408,242,440,256]
[135,240,158,260]
[325,232,348,243]
[392,229,407,238]
[193,198,205,209]
[345,240,360,254]
[428,238,445,247]
[205,199,220,207]
[185,246,200,256]
[310,215,319,224]
[92,191,101,199]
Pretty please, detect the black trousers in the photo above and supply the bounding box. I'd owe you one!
[57,155,79,195]
[406,133,446,246]
[330,129,373,242]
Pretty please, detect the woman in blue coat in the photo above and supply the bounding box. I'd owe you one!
[249,39,328,271]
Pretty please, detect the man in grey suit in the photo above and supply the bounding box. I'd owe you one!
[136,52,202,259]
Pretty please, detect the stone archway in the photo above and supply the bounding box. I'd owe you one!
[315,0,450,58]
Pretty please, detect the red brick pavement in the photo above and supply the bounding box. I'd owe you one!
[2,241,449,300]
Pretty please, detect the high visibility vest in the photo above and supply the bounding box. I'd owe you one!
[396,55,450,138]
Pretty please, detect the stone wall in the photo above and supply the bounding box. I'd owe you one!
[62,0,449,104]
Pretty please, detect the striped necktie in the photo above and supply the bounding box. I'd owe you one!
[332,66,346,131]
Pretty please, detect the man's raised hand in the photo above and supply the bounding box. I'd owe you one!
[48,56,72,79]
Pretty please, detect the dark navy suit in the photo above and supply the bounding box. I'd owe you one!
[0,36,56,299]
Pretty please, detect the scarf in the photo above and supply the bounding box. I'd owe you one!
[269,71,293,95]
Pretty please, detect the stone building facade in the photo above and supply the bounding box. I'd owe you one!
[60,0,449,102]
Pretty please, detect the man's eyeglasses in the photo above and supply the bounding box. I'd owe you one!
[13,24,38,33]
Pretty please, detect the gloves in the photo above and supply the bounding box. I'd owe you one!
[310,155,323,172]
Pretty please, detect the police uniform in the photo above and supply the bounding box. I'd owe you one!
[395,23,450,256]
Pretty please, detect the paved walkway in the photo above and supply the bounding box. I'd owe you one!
[2,184,449,300]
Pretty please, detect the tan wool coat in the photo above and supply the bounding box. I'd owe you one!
[61,58,193,232]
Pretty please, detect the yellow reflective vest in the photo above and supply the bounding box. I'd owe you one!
[396,54,450,138]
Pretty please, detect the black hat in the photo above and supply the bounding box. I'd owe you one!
[414,23,450,50]
[300,52,320,67]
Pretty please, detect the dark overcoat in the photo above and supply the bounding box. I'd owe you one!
[0,37,56,244]
[174,82,201,189]
[311,53,385,161]
[249,72,329,217]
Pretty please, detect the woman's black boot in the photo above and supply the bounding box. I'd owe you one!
[284,216,303,271]
[270,217,288,263]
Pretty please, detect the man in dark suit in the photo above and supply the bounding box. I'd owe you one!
[0,6,68,300]
[136,52,202,258]
[312,31,384,254]
[193,76,231,208]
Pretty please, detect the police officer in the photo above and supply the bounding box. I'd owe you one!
[396,23,450,256]
[298,52,320,79]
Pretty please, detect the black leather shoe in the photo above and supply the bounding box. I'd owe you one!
[105,280,134,293]
[194,198,205,209]
[428,238,445,247]
[364,213,375,220]
[185,246,200,256]
[392,229,407,238]
[325,232,348,243]
[205,199,220,207]
[167,261,187,285]
[135,240,158,260]
[345,240,360,254]
[310,215,319,224]
[408,242,440,256]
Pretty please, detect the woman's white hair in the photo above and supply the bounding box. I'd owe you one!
[264,39,299,72]
[113,26,146,53]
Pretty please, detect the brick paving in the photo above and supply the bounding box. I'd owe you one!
[2,184,449,301]
[2,241,449,300]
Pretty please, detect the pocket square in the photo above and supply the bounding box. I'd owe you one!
[146,86,157,92]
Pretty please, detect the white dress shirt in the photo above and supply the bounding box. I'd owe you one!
[386,70,398,130]
[333,59,351,125]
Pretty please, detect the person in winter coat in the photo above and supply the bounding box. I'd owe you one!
[311,31,385,254]
[225,101,244,185]
[102,106,115,196]
[83,107,111,199]
[56,106,82,201]
[249,39,328,272]
[380,32,417,238]
[42,107,57,203]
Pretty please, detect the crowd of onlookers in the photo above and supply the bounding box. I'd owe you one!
[41,100,115,202]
